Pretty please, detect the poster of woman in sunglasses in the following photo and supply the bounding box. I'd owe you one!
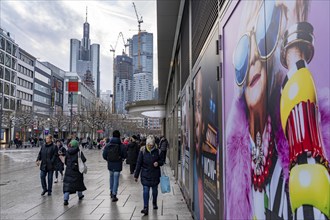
[224,0,329,220]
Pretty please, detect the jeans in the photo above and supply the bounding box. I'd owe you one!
[143,185,158,208]
[109,171,120,195]
[64,191,83,201]
[40,170,54,193]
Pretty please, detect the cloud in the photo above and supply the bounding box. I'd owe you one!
[0,0,158,91]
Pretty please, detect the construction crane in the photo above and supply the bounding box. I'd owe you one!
[132,2,143,73]
[110,32,129,58]
[132,2,143,33]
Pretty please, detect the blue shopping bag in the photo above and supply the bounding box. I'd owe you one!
[160,175,171,193]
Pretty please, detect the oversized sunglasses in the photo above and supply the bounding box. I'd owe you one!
[233,1,282,86]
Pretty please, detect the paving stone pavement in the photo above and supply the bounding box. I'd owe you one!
[0,148,193,220]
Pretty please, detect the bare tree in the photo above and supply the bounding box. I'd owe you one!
[14,110,34,142]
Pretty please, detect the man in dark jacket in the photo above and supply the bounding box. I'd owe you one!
[126,135,140,174]
[159,136,169,164]
[36,134,57,196]
[102,130,127,202]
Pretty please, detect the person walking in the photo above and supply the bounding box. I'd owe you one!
[54,140,66,183]
[36,134,57,196]
[159,136,169,164]
[134,135,164,216]
[63,140,87,206]
[126,135,140,174]
[102,130,127,202]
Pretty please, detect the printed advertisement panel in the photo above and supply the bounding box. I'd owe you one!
[181,85,190,190]
[223,1,330,219]
[193,66,219,220]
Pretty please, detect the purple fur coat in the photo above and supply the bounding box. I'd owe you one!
[225,87,330,219]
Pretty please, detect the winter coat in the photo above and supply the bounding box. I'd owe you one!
[102,137,127,172]
[36,142,57,171]
[159,138,168,163]
[134,146,164,187]
[54,144,66,171]
[63,147,87,193]
[126,141,140,165]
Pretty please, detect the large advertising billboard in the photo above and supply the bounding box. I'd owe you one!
[181,85,190,190]
[223,0,330,219]
[193,66,219,220]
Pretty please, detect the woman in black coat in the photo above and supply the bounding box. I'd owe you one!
[126,136,140,174]
[134,135,164,216]
[63,140,86,206]
[54,140,66,183]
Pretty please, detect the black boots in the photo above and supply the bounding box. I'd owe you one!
[112,195,118,202]
[153,202,158,210]
[141,207,148,215]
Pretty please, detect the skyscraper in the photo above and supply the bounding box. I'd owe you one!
[114,54,133,114]
[70,9,100,97]
[129,32,153,101]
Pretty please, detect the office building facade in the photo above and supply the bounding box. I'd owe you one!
[0,29,18,144]
[129,32,153,101]
[113,55,133,113]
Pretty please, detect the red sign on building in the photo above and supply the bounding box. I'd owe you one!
[68,81,79,92]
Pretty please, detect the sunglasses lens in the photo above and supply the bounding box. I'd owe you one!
[256,1,281,58]
[234,34,249,86]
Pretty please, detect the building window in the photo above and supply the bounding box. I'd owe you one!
[4,97,9,109]
[11,84,15,96]
[0,51,4,64]
[6,41,12,54]
[11,71,16,83]
[5,54,11,67]
[11,58,16,70]
[0,66,3,79]
[4,68,10,81]
[12,45,17,57]
[10,98,15,110]
[0,36,4,50]
[4,82,9,95]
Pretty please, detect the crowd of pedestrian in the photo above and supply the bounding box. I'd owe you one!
[34,131,169,216]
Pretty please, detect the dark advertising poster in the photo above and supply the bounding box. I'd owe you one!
[223,0,330,219]
[181,85,190,190]
[193,67,219,220]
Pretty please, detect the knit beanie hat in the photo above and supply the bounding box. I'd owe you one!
[70,140,79,148]
[146,135,155,146]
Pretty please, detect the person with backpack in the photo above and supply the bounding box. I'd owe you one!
[102,130,127,202]
[126,135,140,174]
[159,136,169,164]
[134,135,164,216]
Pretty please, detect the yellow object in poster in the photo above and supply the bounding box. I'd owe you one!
[280,68,317,132]
[289,164,330,218]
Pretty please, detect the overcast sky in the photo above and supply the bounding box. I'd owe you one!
[0,0,158,92]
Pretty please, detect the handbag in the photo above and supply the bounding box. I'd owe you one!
[160,166,171,193]
[78,150,87,174]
